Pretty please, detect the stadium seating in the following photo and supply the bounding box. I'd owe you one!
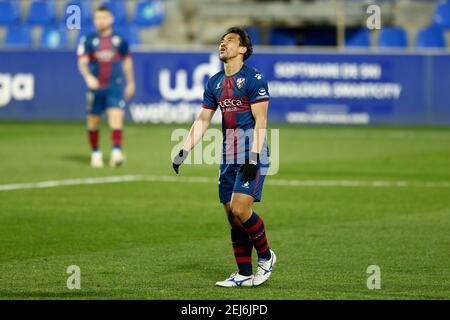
[378,26,408,48]
[114,24,141,47]
[75,23,96,47]
[415,24,446,49]
[244,26,262,46]
[433,2,450,28]
[27,0,58,26]
[101,1,127,25]
[64,1,93,25]
[40,26,69,49]
[268,28,297,46]
[345,28,371,47]
[133,0,164,27]
[0,1,21,25]
[4,24,33,48]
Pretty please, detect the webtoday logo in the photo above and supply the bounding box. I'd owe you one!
[171,128,280,176]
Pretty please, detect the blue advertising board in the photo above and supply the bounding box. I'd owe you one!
[0,49,449,125]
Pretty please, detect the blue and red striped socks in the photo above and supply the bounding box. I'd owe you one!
[231,228,253,276]
[111,129,123,150]
[243,212,271,260]
[88,130,99,151]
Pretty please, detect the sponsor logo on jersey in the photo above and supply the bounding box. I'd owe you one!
[255,73,262,80]
[216,82,221,90]
[258,88,267,96]
[95,50,115,62]
[218,98,243,110]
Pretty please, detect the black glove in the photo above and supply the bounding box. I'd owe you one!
[172,149,189,174]
[240,152,259,184]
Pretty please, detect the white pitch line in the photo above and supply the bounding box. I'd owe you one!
[1,175,450,192]
[0,175,145,191]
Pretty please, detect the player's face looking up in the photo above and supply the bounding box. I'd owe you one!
[94,10,114,34]
[219,33,247,63]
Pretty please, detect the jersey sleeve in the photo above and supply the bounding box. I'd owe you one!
[201,79,217,110]
[118,36,130,58]
[247,72,270,104]
[77,36,92,58]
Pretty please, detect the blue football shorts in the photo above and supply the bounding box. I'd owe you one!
[86,87,125,115]
[218,163,268,204]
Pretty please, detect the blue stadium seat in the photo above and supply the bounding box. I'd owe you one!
[378,26,408,48]
[245,26,262,46]
[100,1,127,25]
[75,22,95,46]
[27,0,58,26]
[64,1,93,25]
[415,24,446,49]
[345,28,371,47]
[433,2,450,29]
[133,0,164,27]
[40,26,69,49]
[114,23,141,47]
[4,24,33,48]
[268,28,297,46]
[0,1,21,25]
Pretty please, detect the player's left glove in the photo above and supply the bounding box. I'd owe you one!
[172,149,189,174]
[240,152,259,184]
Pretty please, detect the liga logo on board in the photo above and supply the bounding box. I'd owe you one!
[0,73,35,108]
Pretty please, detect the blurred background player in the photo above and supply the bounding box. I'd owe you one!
[77,6,135,168]
[173,27,275,287]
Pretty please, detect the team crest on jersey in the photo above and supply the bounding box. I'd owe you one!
[112,36,121,47]
[236,77,245,89]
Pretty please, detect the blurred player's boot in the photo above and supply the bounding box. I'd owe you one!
[215,272,254,287]
[253,250,276,286]
[90,151,104,168]
[110,148,125,167]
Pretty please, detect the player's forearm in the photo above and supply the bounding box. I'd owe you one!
[122,57,135,85]
[77,59,94,79]
[251,118,267,154]
[183,119,210,151]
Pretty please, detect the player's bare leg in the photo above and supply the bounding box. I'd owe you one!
[107,108,125,167]
[230,193,276,287]
[87,114,103,168]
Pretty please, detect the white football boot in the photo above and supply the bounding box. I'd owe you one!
[90,151,104,168]
[215,272,254,288]
[110,148,125,167]
[253,250,277,286]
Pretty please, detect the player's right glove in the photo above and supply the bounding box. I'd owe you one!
[172,149,189,174]
[240,152,259,184]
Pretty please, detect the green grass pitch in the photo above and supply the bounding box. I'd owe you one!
[0,121,449,299]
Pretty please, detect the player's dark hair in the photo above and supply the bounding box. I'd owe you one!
[95,5,112,14]
[222,27,253,61]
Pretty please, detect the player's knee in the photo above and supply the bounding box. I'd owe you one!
[87,116,100,130]
[230,202,251,220]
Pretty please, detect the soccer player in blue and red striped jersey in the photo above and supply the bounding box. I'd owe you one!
[77,6,135,168]
[172,27,276,287]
